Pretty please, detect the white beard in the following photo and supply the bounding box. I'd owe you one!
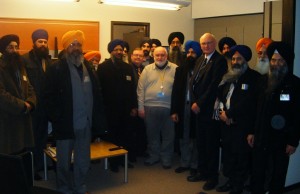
[155,59,167,67]
[254,58,270,75]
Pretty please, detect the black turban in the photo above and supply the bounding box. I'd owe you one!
[151,39,162,47]
[267,41,294,67]
[107,39,124,53]
[0,34,20,53]
[168,32,184,45]
[123,41,130,52]
[229,45,252,62]
[140,39,152,47]
[218,37,236,52]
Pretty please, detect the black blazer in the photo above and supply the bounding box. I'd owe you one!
[44,57,107,140]
[217,68,261,152]
[190,51,227,120]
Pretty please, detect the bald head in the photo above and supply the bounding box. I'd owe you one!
[200,33,217,55]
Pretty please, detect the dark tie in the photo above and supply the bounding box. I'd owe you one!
[74,64,83,80]
[193,58,207,84]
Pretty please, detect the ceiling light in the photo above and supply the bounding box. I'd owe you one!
[99,0,190,11]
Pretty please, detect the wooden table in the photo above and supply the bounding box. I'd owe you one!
[43,141,128,182]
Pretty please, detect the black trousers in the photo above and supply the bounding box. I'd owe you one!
[196,119,220,181]
[251,144,289,194]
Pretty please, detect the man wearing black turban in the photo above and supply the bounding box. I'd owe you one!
[218,37,237,55]
[168,32,185,66]
[248,41,300,194]
[0,34,36,155]
[97,39,137,172]
[214,45,261,193]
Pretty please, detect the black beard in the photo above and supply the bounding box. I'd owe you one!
[2,51,22,74]
[33,45,49,59]
[143,50,149,57]
[266,65,288,93]
[186,56,196,69]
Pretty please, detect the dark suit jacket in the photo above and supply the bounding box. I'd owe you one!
[171,63,196,138]
[0,57,36,154]
[191,51,227,121]
[217,68,261,153]
[44,57,107,140]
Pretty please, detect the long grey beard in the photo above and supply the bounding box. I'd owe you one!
[220,63,248,85]
[267,65,288,92]
[254,58,270,75]
[168,48,183,66]
[66,53,83,67]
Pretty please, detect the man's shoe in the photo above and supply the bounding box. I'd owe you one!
[216,182,232,192]
[203,180,218,191]
[187,173,207,182]
[175,166,189,173]
[144,160,159,166]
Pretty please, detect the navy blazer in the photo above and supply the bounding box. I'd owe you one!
[190,51,227,120]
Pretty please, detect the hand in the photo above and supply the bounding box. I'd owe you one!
[171,114,179,122]
[286,145,296,156]
[24,101,32,111]
[219,111,231,125]
[138,109,145,119]
[247,134,254,148]
[191,103,200,114]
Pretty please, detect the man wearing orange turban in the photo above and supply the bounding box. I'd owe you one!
[45,30,107,194]
[84,51,101,70]
[254,37,273,75]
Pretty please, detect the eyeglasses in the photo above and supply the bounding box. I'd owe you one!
[69,43,82,48]
[200,41,213,46]
[132,54,144,58]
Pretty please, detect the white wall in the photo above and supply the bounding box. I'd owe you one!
[192,0,265,19]
[0,0,194,61]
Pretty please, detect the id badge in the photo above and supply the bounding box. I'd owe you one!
[280,94,290,101]
[241,84,248,90]
[157,92,165,98]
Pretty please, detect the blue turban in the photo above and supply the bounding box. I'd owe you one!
[185,40,202,57]
[32,29,48,43]
[229,45,252,62]
[108,39,124,53]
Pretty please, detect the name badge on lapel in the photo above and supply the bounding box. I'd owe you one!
[83,76,90,83]
[126,75,132,81]
[241,84,248,90]
[280,94,290,101]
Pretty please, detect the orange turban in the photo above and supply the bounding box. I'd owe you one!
[256,38,272,52]
[84,51,101,61]
[61,30,85,49]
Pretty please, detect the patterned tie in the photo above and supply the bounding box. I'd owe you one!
[42,59,46,72]
[193,58,207,84]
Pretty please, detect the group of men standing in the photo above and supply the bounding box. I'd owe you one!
[0,28,299,194]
